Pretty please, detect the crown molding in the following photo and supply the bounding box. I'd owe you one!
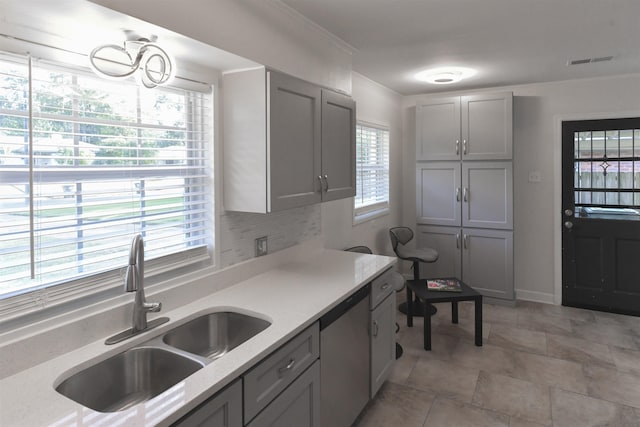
[267,0,356,55]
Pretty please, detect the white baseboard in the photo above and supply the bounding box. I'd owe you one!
[515,289,555,305]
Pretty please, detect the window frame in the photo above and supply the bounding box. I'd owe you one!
[0,53,215,322]
[353,121,390,225]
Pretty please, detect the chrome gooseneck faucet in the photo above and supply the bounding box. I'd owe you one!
[105,234,169,345]
[126,234,161,331]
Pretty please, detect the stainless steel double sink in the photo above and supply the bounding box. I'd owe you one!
[55,311,271,412]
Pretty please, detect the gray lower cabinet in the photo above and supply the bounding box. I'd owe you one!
[370,292,395,398]
[244,323,320,426]
[172,379,242,427]
[246,361,320,427]
[417,225,513,300]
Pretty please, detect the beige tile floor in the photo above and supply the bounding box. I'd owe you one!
[355,300,640,427]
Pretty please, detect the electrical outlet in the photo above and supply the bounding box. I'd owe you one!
[528,171,542,183]
[255,236,268,257]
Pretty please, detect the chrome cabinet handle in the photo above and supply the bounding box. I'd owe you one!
[372,321,379,337]
[456,187,460,202]
[323,174,329,192]
[463,188,468,202]
[317,175,323,192]
[564,221,573,230]
[278,359,296,375]
[455,139,460,155]
[456,233,460,249]
[463,234,468,249]
[463,139,467,155]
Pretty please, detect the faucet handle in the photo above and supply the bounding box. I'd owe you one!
[143,301,162,313]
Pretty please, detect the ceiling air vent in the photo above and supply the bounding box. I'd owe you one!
[568,56,614,66]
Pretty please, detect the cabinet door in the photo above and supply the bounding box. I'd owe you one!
[321,90,356,202]
[416,97,461,161]
[173,380,242,427]
[246,361,320,427]
[268,71,322,212]
[461,93,513,160]
[416,162,462,226]
[370,292,395,398]
[416,225,462,279]
[244,323,319,422]
[462,228,513,300]
[462,162,513,229]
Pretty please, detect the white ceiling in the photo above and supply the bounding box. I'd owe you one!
[0,0,258,84]
[281,0,640,95]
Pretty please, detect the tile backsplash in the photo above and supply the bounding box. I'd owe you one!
[219,204,321,267]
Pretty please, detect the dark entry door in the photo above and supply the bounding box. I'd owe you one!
[562,118,640,315]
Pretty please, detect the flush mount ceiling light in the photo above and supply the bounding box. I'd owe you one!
[415,67,477,85]
[89,31,174,88]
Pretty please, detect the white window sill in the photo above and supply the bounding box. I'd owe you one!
[353,207,390,225]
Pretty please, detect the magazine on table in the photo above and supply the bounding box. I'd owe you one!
[426,279,462,292]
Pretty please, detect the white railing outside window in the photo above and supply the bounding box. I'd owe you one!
[354,122,389,223]
[0,52,213,319]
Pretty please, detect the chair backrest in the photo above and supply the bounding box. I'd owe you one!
[389,227,414,255]
[344,245,373,254]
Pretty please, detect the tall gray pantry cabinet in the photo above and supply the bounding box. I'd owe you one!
[415,93,514,301]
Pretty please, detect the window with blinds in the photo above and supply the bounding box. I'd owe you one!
[354,123,389,221]
[0,52,213,317]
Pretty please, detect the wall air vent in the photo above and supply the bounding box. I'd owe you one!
[568,56,614,66]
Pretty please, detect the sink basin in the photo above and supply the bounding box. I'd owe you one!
[162,311,271,359]
[55,347,204,412]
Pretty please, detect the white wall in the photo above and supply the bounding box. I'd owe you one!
[88,0,353,93]
[403,73,640,303]
[321,72,403,257]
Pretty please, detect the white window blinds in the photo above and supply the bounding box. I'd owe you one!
[0,53,212,316]
[354,123,390,219]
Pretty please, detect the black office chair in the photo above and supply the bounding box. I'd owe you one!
[389,226,439,324]
[344,245,405,359]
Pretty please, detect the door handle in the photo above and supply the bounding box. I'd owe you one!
[456,233,460,249]
[456,187,461,202]
[463,139,467,155]
[278,358,296,375]
[317,176,323,192]
[463,188,469,202]
[463,234,468,249]
[564,209,573,217]
[372,320,379,337]
[564,221,574,230]
[455,139,460,155]
[323,175,329,192]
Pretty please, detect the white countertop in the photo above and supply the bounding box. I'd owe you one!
[0,247,395,427]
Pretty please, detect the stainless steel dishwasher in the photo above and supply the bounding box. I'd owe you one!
[320,284,370,427]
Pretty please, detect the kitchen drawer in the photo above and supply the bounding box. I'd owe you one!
[243,322,319,423]
[246,360,320,427]
[370,267,395,309]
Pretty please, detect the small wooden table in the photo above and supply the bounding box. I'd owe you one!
[406,278,483,351]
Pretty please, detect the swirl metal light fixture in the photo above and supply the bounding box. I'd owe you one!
[89,32,174,88]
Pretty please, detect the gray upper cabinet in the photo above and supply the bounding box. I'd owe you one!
[461,94,513,160]
[268,71,323,212]
[416,92,512,161]
[321,89,356,202]
[416,97,461,161]
[223,67,355,213]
